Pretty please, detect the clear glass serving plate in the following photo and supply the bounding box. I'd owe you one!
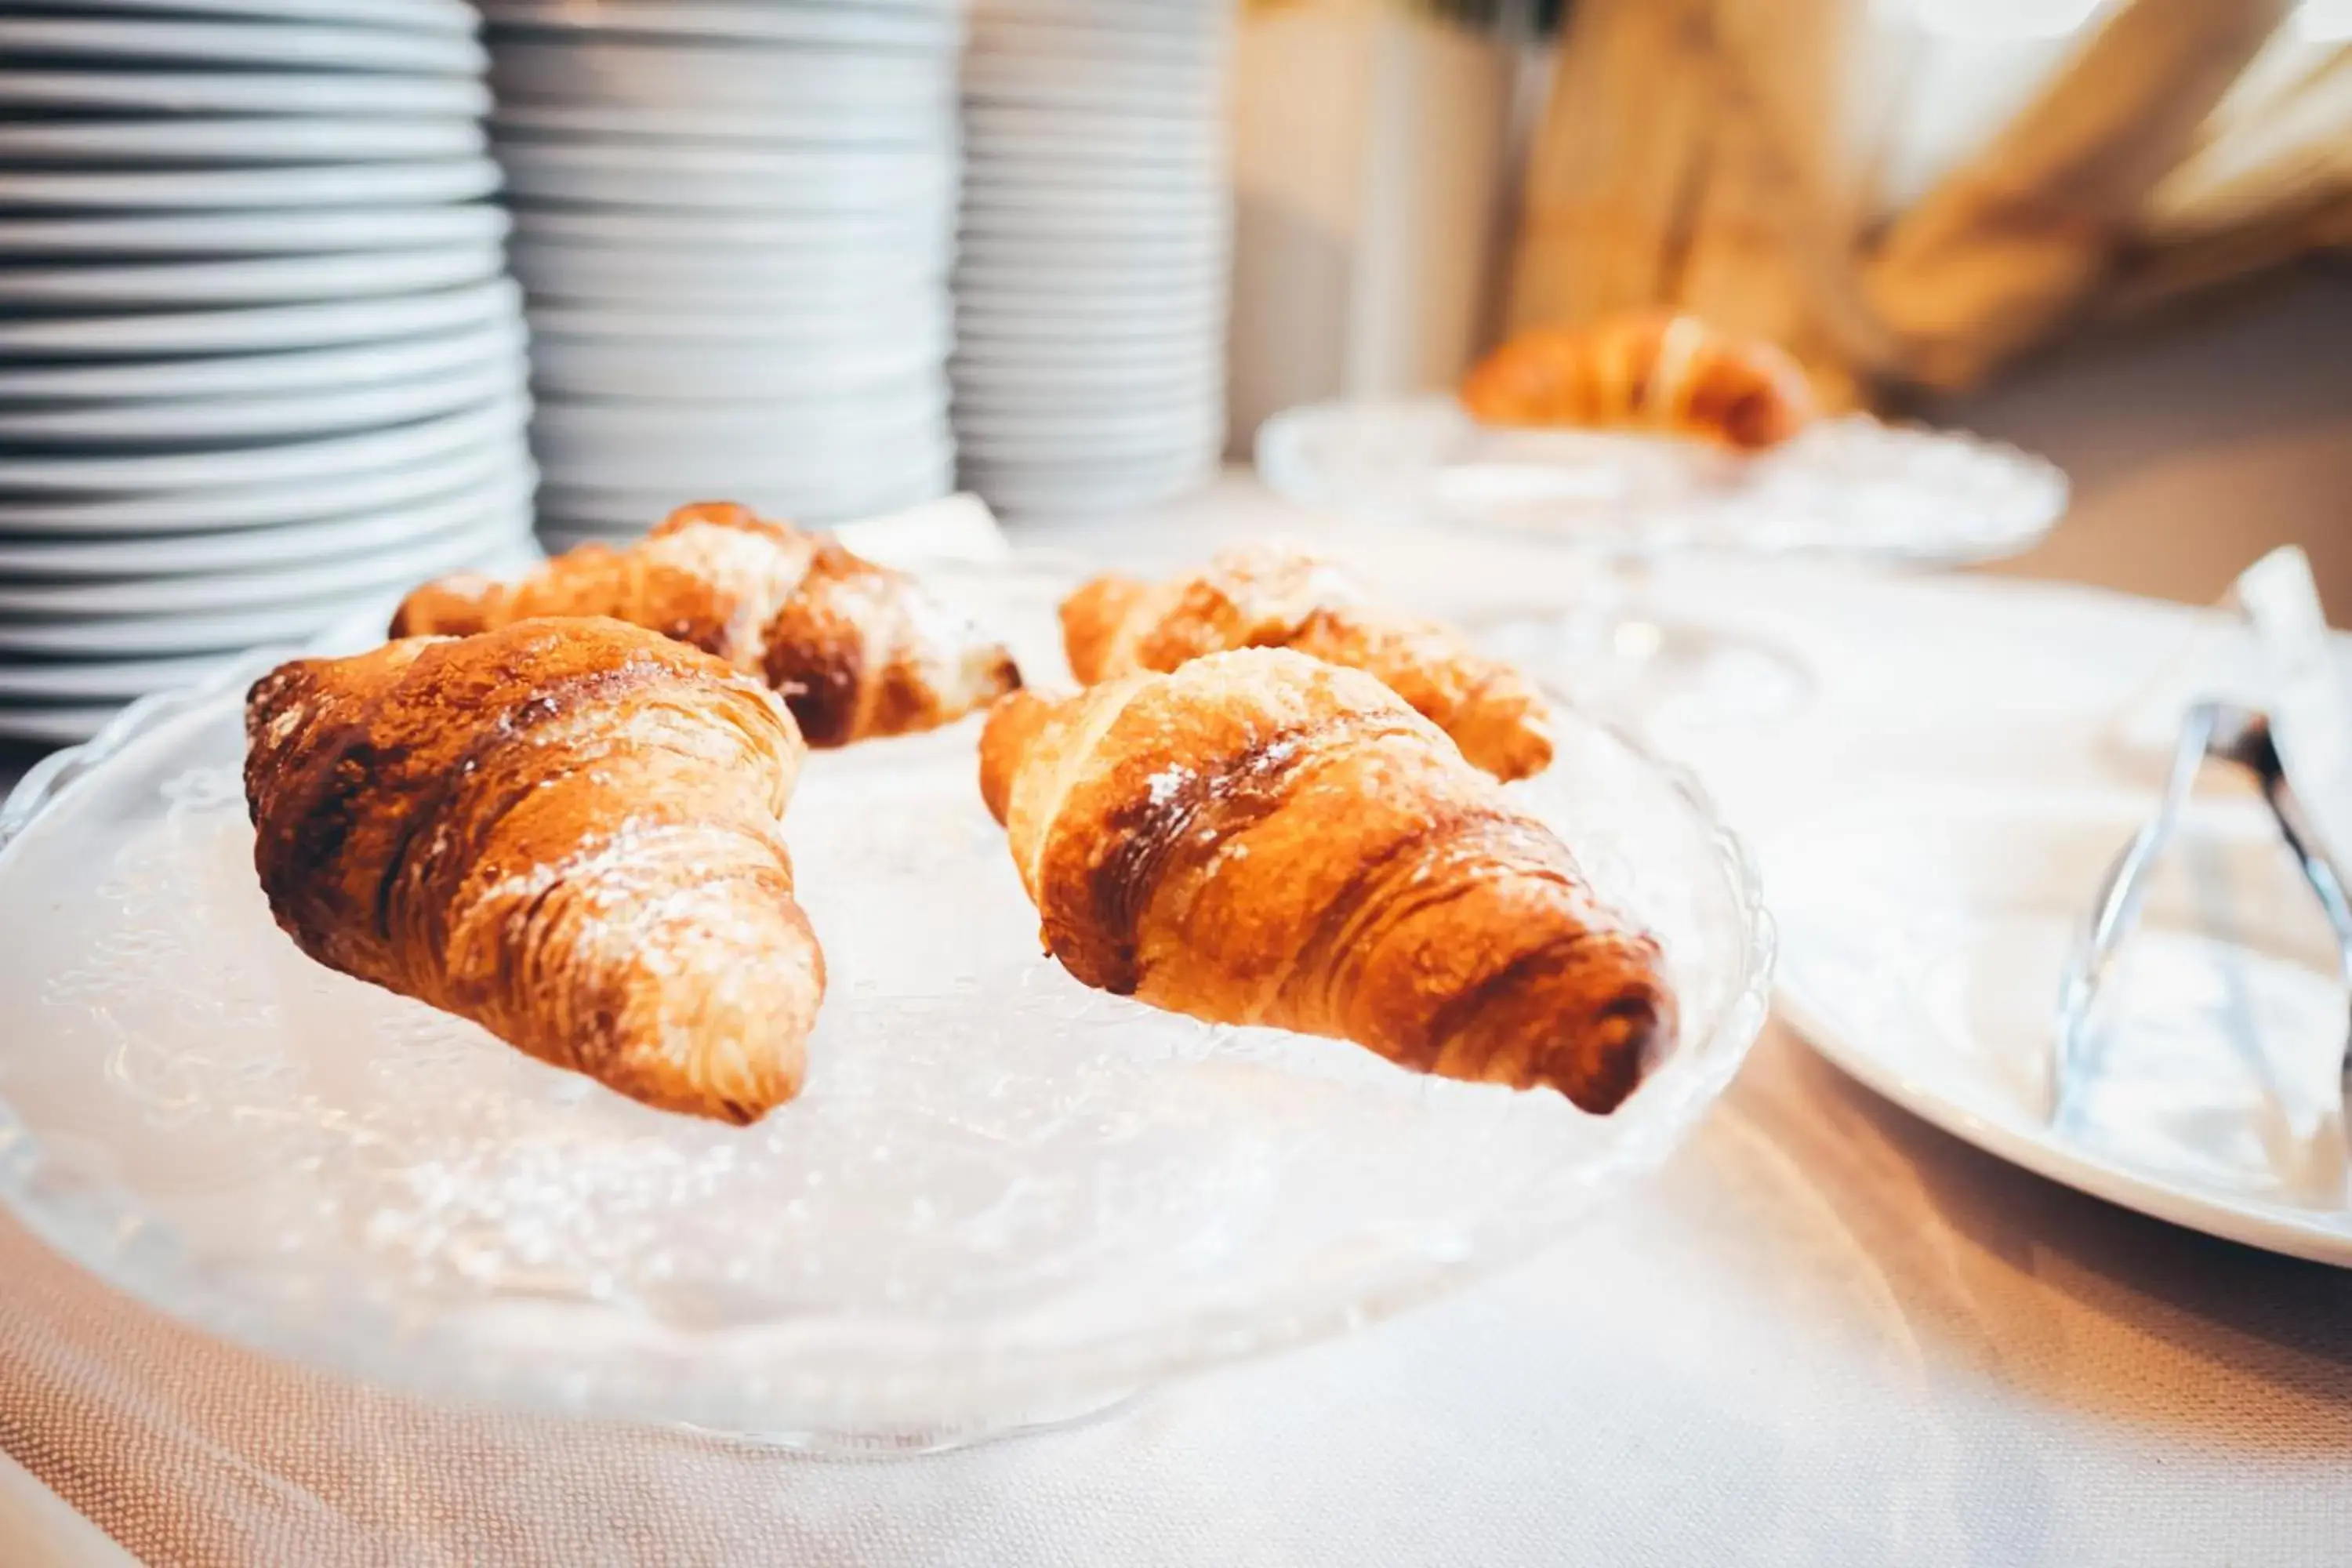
[0,641,1770,1451]
[1257,394,2068,568]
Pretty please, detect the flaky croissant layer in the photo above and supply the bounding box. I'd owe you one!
[392,501,1020,746]
[1058,543,1555,782]
[981,648,1675,1112]
[245,616,825,1123]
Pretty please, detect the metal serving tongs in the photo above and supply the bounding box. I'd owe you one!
[2052,698,2352,1126]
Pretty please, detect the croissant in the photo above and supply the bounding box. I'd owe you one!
[1058,543,1553,782]
[978,648,1674,1112]
[244,616,824,1123]
[1460,313,1815,451]
[392,501,1021,746]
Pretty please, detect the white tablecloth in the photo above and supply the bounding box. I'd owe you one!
[5,479,2350,1565]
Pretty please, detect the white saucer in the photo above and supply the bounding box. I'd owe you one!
[509,239,940,307]
[0,245,505,310]
[536,465,953,535]
[488,38,949,113]
[0,651,241,705]
[36,0,480,30]
[0,115,487,165]
[0,356,524,448]
[0,585,414,658]
[0,439,518,536]
[0,394,526,496]
[0,16,488,74]
[531,342,942,402]
[0,159,502,213]
[0,69,491,118]
[0,511,530,619]
[0,276,517,359]
[491,96,953,145]
[481,0,958,49]
[0,705,120,747]
[0,470,533,579]
[1771,782,2352,1267]
[492,138,951,211]
[0,205,510,258]
[0,317,523,404]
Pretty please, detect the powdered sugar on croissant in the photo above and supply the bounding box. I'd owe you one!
[978,649,1674,1112]
[245,617,824,1123]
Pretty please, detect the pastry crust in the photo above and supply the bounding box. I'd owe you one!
[1059,543,1553,782]
[1461,313,1815,450]
[979,649,1674,1112]
[245,616,823,1123]
[393,501,1020,746]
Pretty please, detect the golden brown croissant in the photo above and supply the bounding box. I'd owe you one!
[978,648,1674,1112]
[1058,543,1554,782]
[1460,313,1814,451]
[245,616,824,1123]
[391,501,1021,746]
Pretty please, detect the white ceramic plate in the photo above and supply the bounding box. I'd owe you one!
[0,276,517,358]
[508,201,936,249]
[0,355,524,448]
[953,311,1225,350]
[0,510,529,619]
[955,421,1221,466]
[509,238,942,307]
[0,243,505,310]
[0,158,502,212]
[951,256,1228,296]
[0,317,524,404]
[0,204,510,258]
[0,704,119,746]
[0,436,521,535]
[488,37,948,113]
[0,652,242,706]
[492,138,950,212]
[481,0,957,49]
[0,647,1761,1437]
[950,378,1223,423]
[0,68,490,118]
[536,468,949,536]
[0,542,536,660]
[0,115,486,165]
[30,0,479,31]
[0,15,487,74]
[526,296,950,347]
[0,584,407,657]
[490,96,953,146]
[1770,782,2352,1268]
[0,468,534,579]
[531,341,943,401]
[530,430,955,505]
[0,393,527,495]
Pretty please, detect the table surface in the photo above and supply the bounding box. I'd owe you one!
[4,478,2350,1567]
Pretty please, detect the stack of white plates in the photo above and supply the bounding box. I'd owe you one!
[480,0,964,548]
[953,0,1235,517]
[0,0,537,748]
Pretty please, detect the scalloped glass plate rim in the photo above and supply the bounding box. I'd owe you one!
[1256,394,2068,568]
[0,644,1772,1432]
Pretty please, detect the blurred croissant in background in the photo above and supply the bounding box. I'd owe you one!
[1460,312,1816,451]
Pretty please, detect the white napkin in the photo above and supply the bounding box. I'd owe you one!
[2107,546,2352,810]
